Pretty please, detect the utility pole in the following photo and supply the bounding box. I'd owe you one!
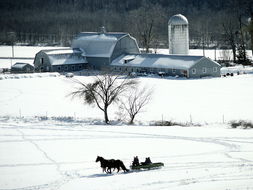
[8,32,16,67]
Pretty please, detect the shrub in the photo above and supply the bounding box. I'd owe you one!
[230,120,253,129]
[151,120,186,127]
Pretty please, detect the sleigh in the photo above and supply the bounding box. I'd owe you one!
[130,162,164,170]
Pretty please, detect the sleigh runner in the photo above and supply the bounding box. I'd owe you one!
[130,162,164,170]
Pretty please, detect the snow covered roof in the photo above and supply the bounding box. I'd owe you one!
[42,48,82,55]
[111,54,204,70]
[168,14,188,25]
[39,48,87,66]
[71,32,128,57]
[48,55,87,66]
[12,62,33,69]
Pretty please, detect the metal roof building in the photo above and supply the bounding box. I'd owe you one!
[11,62,34,73]
[71,32,140,69]
[34,48,87,72]
[33,28,221,78]
[168,14,189,55]
[111,54,221,78]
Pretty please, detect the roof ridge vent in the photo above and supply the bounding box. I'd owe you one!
[99,26,106,34]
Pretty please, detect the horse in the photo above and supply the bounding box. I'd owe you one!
[95,156,129,174]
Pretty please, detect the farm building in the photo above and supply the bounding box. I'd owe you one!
[111,54,221,78]
[11,62,34,73]
[33,25,221,78]
[168,14,189,55]
[71,30,140,69]
[34,48,87,72]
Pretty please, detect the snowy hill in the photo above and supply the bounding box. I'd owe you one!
[0,73,253,124]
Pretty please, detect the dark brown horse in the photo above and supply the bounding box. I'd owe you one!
[95,156,129,174]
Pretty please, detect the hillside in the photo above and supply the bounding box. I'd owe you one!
[0,72,253,124]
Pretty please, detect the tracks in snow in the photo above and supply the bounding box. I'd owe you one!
[0,123,252,190]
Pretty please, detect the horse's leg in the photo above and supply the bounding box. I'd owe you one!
[106,167,111,174]
[108,167,112,174]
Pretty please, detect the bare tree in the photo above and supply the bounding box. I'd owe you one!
[121,86,152,124]
[222,20,237,63]
[128,1,165,53]
[70,73,137,124]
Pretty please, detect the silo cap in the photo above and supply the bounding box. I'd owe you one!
[168,14,188,25]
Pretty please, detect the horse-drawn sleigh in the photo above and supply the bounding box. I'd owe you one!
[96,156,164,174]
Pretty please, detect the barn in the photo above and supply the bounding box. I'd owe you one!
[34,48,87,72]
[33,26,221,78]
[111,54,221,78]
[11,62,34,73]
[71,30,140,70]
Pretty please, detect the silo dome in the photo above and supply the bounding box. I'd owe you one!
[168,14,188,25]
[168,14,189,55]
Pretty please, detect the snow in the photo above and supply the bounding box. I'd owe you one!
[48,55,87,66]
[46,49,81,55]
[221,65,253,75]
[156,49,253,61]
[112,54,204,70]
[1,73,253,123]
[0,45,65,58]
[0,46,253,190]
[72,34,120,57]
[0,121,252,190]
[0,58,34,68]
[11,62,31,69]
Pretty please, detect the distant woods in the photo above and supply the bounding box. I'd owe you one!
[0,0,253,54]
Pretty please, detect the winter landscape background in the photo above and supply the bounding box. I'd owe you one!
[0,46,253,190]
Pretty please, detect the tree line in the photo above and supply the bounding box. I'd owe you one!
[0,0,253,64]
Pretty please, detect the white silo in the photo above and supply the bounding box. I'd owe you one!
[168,14,189,55]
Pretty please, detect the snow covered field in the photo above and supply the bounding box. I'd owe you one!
[0,120,252,190]
[0,74,253,123]
[0,46,253,190]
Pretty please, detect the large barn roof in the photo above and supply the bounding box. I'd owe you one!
[71,32,129,57]
[111,54,205,70]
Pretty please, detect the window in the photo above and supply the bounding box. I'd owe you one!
[58,66,61,71]
[172,69,176,73]
[213,67,217,72]
[40,58,44,65]
[192,68,196,74]
[202,67,206,73]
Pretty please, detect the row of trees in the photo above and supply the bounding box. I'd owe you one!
[70,73,152,124]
